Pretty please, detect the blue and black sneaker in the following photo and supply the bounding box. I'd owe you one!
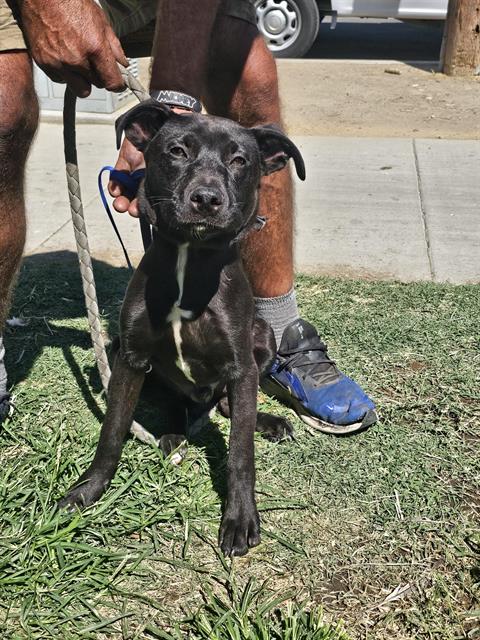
[262,319,377,435]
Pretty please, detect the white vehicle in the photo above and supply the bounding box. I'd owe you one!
[254,0,448,58]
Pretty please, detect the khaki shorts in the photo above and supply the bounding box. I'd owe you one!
[0,0,26,51]
[0,0,256,53]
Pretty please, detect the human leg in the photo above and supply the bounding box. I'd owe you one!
[204,18,377,433]
[0,51,39,421]
[203,19,298,342]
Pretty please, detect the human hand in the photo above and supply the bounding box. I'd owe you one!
[18,0,127,97]
[109,138,145,218]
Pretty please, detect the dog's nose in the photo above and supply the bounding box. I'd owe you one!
[189,187,224,215]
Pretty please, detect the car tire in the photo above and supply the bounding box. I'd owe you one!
[254,0,320,58]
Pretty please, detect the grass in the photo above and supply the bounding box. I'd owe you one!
[0,250,479,639]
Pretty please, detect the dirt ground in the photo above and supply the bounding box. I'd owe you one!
[137,58,479,139]
[277,61,480,139]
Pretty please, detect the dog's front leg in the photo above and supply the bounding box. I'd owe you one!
[219,364,261,557]
[59,353,145,509]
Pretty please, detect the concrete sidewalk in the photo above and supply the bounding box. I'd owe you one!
[24,121,480,284]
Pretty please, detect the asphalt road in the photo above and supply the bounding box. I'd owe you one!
[305,18,444,61]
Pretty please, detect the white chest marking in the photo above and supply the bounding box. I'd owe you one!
[167,243,195,383]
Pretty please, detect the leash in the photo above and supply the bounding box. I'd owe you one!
[97,165,145,270]
[63,67,159,445]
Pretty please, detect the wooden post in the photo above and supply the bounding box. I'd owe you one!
[442,0,480,75]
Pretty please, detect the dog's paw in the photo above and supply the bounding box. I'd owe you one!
[256,412,294,443]
[159,434,188,466]
[58,475,109,511]
[219,503,261,557]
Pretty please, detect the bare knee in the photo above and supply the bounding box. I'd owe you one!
[0,53,35,279]
[0,52,39,175]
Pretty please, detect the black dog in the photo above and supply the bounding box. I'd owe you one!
[60,102,305,557]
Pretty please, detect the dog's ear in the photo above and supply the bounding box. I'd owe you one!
[252,124,306,180]
[115,100,172,151]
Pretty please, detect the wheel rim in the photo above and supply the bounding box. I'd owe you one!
[254,0,301,52]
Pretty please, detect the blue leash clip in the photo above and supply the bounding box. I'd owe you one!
[97,166,146,270]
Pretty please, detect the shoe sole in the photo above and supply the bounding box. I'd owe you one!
[299,407,378,435]
[261,378,378,436]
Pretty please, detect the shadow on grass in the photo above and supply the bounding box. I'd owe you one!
[189,424,229,505]
[6,250,126,418]
[5,249,230,503]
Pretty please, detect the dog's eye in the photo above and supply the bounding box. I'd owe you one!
[170,146,187,158]
[231,156,246,167]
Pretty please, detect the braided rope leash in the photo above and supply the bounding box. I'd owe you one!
[63,66,158,446]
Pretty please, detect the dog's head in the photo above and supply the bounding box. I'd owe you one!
[116,101,305,246]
